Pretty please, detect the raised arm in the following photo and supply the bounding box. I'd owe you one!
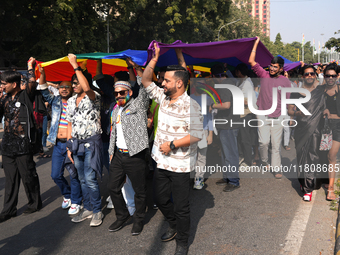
[68,53,95,101]
[175,48,186,69]
[141,42,160,88]
[249,37,260,67]
[126,58,137,82]
[95,59,103,76]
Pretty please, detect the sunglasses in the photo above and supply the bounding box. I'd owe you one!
[269,65,279,70]
[72,82,80,86]
[114,90,128,97]
[325,74,338,78]
[59,85,71,89]
[303,72,316,77]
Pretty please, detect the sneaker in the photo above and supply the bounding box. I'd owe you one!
[223,183,240,192]
[215,178,228,186]
[303,192,312,202]
[43,146,49,153]
[107,197,114,209]
[62,197,71,209]
[193,178,204,190]
[131,221,143,236]
[71,208,93,223]
[106,196,111,202]
[90,211,104,227]
[108,216,131,232]
[68,204,82,215]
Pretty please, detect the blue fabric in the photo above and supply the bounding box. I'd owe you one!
[52,141,82,205]
[42,115,48,147]
[73,147,101,213]
[39,89,62,145]
[276,55,301,71]
[219,129,240,186]
[66,134,103,178]
[190,94,214,131]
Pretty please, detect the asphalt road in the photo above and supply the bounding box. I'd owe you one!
[0,136,337,255]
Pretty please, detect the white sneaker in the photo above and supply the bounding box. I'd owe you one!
[193,178,204,190]
[106,196,111,202]
[107,197,114,209]
[68,204,82,215]
[62,197,71,209]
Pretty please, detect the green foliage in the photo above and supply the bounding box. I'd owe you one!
[325,37,340,52]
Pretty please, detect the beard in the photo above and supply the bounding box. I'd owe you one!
[116,94,130,107]
[304,78,315,86]
[164,86,177,97]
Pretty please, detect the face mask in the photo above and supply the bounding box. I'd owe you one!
[116,93,130,107]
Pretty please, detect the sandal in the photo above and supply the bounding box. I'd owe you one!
[326,189,336,201]
[252,159,260,166]
[274,173,283,179]
[284,146,291,151]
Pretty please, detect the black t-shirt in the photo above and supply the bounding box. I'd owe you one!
[214,88,241,130]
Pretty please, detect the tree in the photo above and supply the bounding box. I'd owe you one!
[325,37,340,52]
[0,0,106,67]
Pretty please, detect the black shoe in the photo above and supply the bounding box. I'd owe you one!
[174,243,188,255]
[131,221,144,236]
[23,207,39,214]
[223,183,240,192]
[215,178,228,186]
[108,216,131,232]
[161,227,177,242]
[0,214,15,223]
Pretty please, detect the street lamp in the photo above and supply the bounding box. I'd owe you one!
[218,19,241,41]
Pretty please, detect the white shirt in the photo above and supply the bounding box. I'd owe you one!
[115,108,128,149]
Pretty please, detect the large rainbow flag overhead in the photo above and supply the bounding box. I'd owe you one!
[36,50,148,81]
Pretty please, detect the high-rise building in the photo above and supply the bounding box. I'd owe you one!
[248,0,270,37]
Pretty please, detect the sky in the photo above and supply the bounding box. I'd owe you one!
[270,0,339,48]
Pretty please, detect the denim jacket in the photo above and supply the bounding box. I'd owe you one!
[37,83,62,145]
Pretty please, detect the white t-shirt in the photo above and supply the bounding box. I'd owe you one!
[115,108,128,149]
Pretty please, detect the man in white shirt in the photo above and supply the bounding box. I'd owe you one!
[141,45,203,255]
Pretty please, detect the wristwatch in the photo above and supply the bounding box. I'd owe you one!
[74,66,82,72]
[170,141,176,150]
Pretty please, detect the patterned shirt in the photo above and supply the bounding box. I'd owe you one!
[65,91,102,140]
[145,82,203,173]
[58,102,68,129]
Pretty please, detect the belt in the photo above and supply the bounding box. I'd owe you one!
[56,138,67,143]
[118,148,129,153]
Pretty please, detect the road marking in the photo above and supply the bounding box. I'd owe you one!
[279,190,316,254]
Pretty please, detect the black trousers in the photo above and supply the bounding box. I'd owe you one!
[238,113,255,166]
[1,153,42,216]
[154,168,191,245]
[108,149,146,222]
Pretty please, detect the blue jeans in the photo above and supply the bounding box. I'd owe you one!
[42,115,48,147]
[73,147,102,213]
[102,142,110,173]
[51,141,82,205]
[219,129,240,186]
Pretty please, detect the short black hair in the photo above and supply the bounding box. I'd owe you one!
[166,65,189,88]
[114,71,129,81]
[72,70,93,87]
[235,63,249,76]
[324,63,339,75]
[1,70,21,86]
[210,63,225,77]
[302,64,316,74]
[271,56,284,68]
[159,66,167,73]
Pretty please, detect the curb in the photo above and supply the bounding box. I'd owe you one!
[335,199,340,255]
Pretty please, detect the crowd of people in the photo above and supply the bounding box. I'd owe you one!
[0,37,339,255]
